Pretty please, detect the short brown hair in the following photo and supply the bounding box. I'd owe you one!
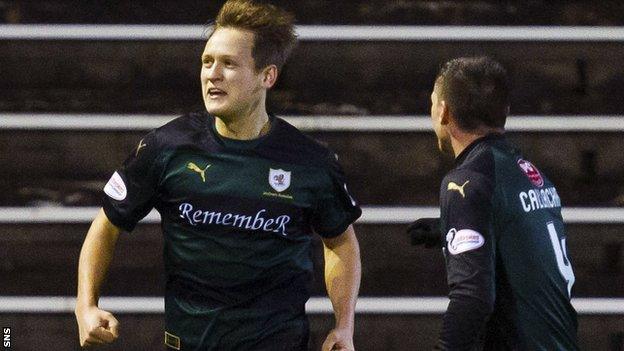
[436,57,510,130]
[210,0,297,71]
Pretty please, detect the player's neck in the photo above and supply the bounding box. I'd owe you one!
[214,101,271,140]
[450,125,504,158]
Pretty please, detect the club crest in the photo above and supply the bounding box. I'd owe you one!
[269,168,291,193]
[517,159,544,187]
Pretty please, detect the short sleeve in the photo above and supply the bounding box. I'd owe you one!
[311,152,362,238]
[102,131,162,232]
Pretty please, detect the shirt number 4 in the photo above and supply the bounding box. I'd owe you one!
[546,222,576,298]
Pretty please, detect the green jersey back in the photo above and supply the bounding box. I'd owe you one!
[437,134,578,350]
[102,112,361,309]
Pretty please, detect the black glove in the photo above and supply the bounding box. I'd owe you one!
[407,217,441,248]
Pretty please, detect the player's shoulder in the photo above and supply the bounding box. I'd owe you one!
[444,138,502,200]
[452,136,500,183]
[264,116,334,167]
[147,111,207,149]
[443,167,494,199]
[154,111,206,138]
[272,116,330,154]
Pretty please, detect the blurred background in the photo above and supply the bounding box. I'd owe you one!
[1,0,623,350]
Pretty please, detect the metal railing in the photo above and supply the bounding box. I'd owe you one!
[3,114,624,132]
[2,206,624,224]
[1,25,624,41]
[1,296,622,315]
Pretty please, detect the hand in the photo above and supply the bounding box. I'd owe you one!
[407,217,441,248]
[75,305,120,348]
[322,328,355,351]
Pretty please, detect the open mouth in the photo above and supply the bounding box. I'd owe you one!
[208,88,227,98]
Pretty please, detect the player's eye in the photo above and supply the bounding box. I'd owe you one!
[202,58,214,67]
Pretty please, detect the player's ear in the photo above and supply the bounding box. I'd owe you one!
[439,100,451,126]
[260,65,278,89]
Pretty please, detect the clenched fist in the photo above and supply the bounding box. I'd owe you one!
[75,305,119,348]
[322,328,355,351]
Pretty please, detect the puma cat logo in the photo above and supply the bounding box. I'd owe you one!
[135,139,147,156]
[447,180,470,198]
[187,162,211,182]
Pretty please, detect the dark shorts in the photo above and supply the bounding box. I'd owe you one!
[164,286,310,351]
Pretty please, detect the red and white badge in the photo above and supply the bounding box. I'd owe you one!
[517,159,544,187]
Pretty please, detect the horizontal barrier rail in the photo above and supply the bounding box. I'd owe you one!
[1,207,623,224]
[2,114,624,132]
[1,25,624,42]
[0,296,622,314]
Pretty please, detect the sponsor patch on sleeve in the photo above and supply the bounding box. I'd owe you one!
[446,228,485,255]
[103,171,127,201]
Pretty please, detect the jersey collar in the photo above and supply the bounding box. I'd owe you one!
[206,112,279,150]
[455,132,505,165]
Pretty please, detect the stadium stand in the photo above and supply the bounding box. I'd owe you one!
[1,1,623,350]
[2,40,624,115]
[2,1,624,25]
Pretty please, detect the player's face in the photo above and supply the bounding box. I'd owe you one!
[430,84,452,155]
[200,27,265,121]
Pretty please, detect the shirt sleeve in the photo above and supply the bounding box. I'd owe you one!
[311,152,362,238]
[102,130,162,232]
[436,169,496,350]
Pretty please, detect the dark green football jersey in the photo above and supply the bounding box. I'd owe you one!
[436,134,578,351]
[102,112,361,350]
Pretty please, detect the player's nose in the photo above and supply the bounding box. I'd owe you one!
[203,62,224,81]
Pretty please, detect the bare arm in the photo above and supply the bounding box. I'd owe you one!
[321,225,361,351]
[75,208,121,347]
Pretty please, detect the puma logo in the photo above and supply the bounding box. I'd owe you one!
[187,162,211,182]
[135,139,147,156]
[447,180,470,198]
